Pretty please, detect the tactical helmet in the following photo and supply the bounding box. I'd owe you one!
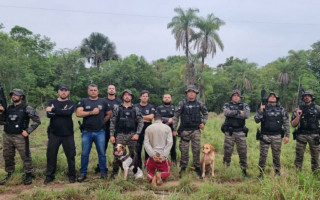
[230,89,243,98]
[185,85,199,94]
[266,92,280,102]
[121,89,134,100]
[9,89,25,100]
[301,91,316,101]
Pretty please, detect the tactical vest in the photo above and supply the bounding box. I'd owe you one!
[225,102,245,128]
[298,103,319,131]
[4,103,29,134]
[117,105,136,133]
[261,105,283,134]
[180,99,201,130]
[158,105,175,118]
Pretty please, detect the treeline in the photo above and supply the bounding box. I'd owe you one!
[0,25,320,112]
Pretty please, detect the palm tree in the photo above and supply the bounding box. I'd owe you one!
[80,32,118,68]
[276,58,291,87]
[167,7,199,85]
[193,14,225,97]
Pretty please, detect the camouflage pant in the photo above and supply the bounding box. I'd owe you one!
[179,129,201,168]
[3,133,33,173]
[223,131,247,170]
[112,133,138,173]
[295,134,320,171]
[259,134,282,171]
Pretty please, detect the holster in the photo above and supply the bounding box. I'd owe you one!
[256,129,261,140]
[293,129,299,140]
[314,136,320,145]
[78,121,84,132]
[280,129,285,138]
[25,136,30,157]
[243,126,249,137]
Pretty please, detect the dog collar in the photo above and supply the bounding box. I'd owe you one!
[120,154,130,162]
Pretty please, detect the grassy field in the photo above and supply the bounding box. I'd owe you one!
[0,111,320,200]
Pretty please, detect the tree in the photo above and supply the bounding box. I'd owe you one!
[80,32,119,68]
[167,7,199,85]
[308,41,320,81]
[193,13,225,98]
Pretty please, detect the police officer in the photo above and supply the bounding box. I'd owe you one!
[95,84,122,174]
[76,84,112,182]
[135,90,155,168]
[44,84,76,184]
[156,94,177,165]
[109,89,144,179]
[292,91,320,172]
[222,89,250,177]
[254,92,290,179]
[0,89,41,185]
[172,85,208,178]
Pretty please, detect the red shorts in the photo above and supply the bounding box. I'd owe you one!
[145,157,171,182]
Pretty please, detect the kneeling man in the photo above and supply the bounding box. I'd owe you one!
[144,114,173,186]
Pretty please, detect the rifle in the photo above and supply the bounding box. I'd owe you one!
[0,82,7,125]
[261,86,267,106]
[293,84,305,140]
[297,84,305,107]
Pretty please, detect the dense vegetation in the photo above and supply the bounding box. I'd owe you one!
[0,113,319,199]
[1,22,319,112]
[1,7,320,199]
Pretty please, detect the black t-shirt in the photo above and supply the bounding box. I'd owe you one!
[105,97,122,127]
[156,105,175,118]
[77,98,110,132]
[135,103,155,128]
[106,97,122,111]
[135,103,155,116]
[47,99,74,136]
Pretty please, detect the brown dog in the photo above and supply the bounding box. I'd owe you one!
[200,143,215,178]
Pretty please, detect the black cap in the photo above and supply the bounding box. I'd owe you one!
[58,84,69,90]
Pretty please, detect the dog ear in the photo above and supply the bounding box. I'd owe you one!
[210,145,215,152]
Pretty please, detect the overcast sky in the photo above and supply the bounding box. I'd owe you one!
[0,0,319,67]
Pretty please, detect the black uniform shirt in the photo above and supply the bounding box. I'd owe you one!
[47,99,74,136]
[77,98,110,132]
[105,97,122,127]
[135,103,155,116]
[156,105,175,128]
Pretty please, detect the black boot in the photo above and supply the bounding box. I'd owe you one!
[258,168,264,180]
[94,164,100,174]
[275,169,281,176]
[44,176,54,184]
[24,173,33,185]
[242,169,249,178]
[195,167,203,179]
[0,172,12,185]
[179,167,186,178]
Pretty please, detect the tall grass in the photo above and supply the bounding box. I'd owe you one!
[0,111,320,199]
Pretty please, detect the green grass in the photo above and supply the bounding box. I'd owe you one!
[0,111,320,199]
